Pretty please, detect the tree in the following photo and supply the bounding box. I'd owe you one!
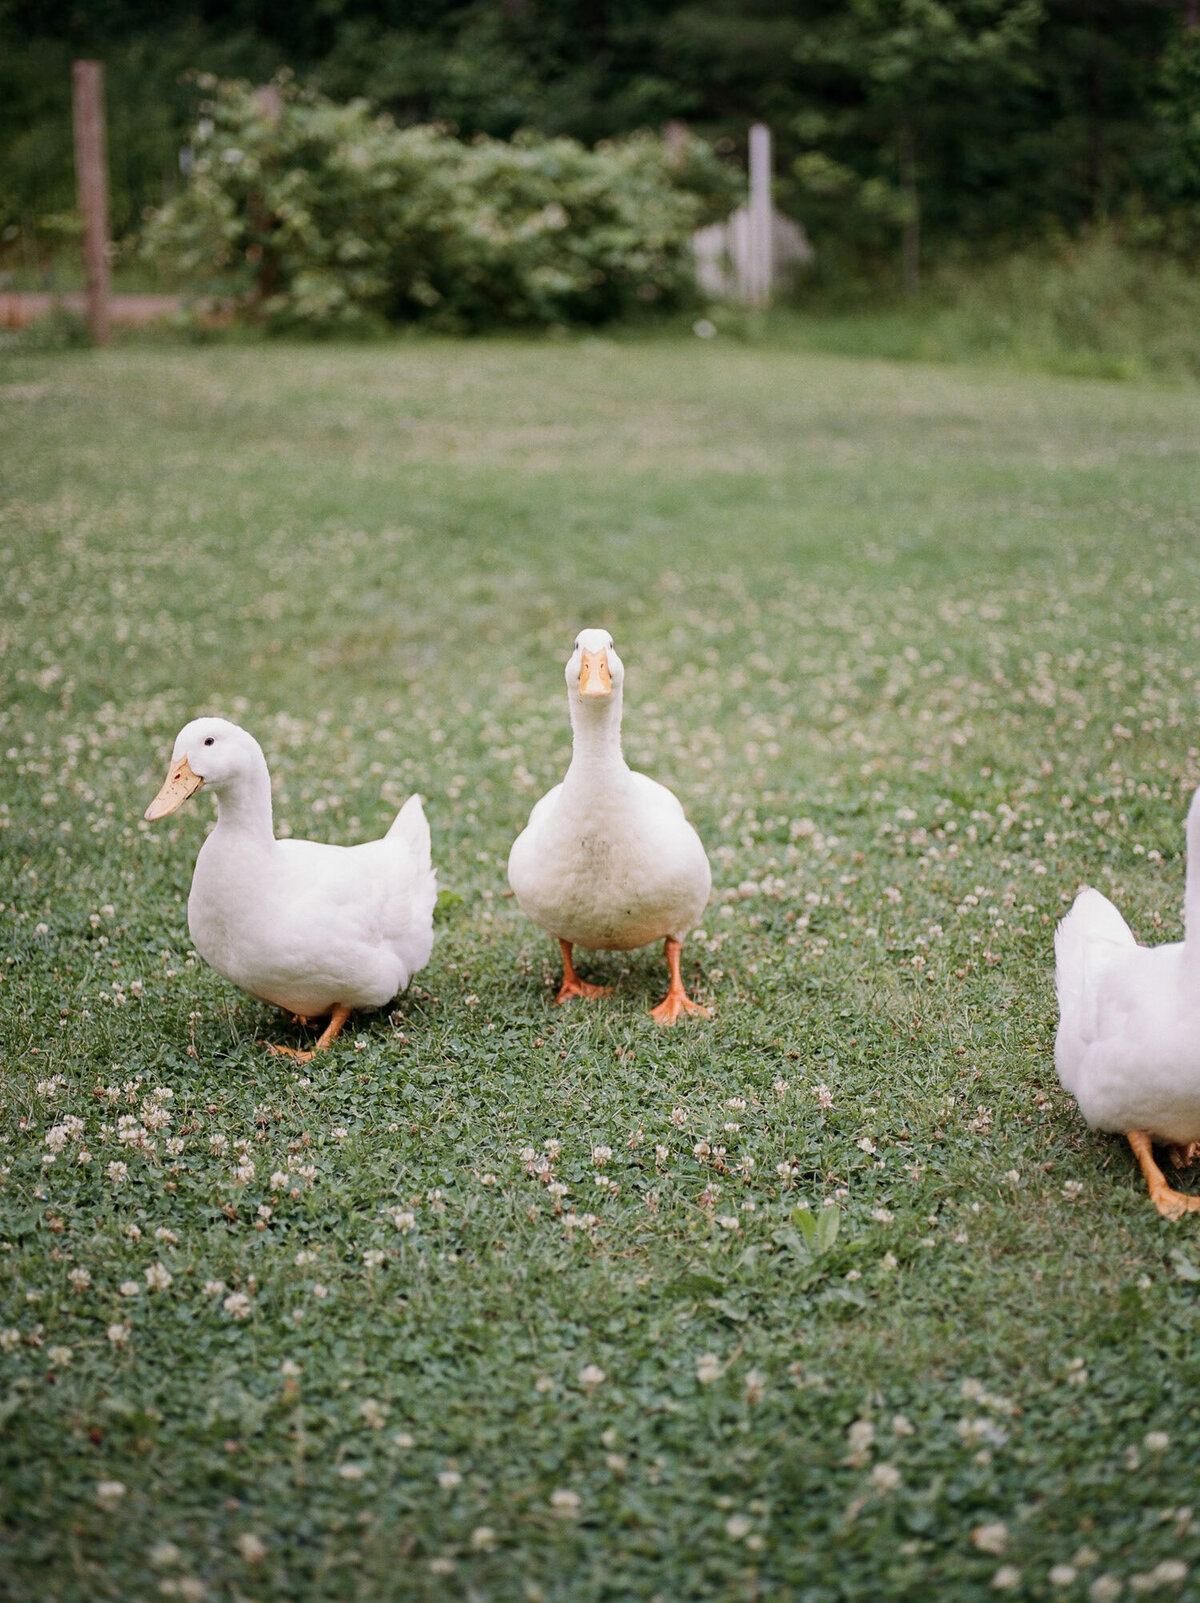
[792,0,1043,293]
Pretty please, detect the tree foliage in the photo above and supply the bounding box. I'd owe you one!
[1,0,1196,284]
[142,73,736,328]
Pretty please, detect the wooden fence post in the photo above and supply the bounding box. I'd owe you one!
[72,60,111,346]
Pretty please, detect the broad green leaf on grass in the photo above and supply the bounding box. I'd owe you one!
[706,1296,750,1323]
[792,1204,818,1248]
[663,1270,725,1301]
[779,1204,840,1260]
[1170,1249,1200,1281]
[772,1227,810,1262]
[814,1204,840,1254]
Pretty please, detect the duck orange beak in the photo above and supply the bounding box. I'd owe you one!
[579,647,612,698]
[145,754,204,820]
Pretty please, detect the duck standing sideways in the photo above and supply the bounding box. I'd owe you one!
[508,629,712,1025]
[1055,787,1200,1218]
[146,716,436,1059]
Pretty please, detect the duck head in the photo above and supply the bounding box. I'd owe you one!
[566,628,623,703]
[145,717,266,820]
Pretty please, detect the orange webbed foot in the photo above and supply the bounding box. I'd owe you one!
[553,939,612,1005]
[263,1003,352,1060]
[1168,1142,1200,1172]
[649,936,711,1027]
[554,976,613,1005]
[1129,1131,1200,1219]
[650,990,712,1027]
[265,1042,315,1062]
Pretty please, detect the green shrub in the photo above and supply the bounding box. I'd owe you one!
[142,74,737,331]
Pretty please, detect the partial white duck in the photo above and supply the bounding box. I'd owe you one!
[508,628,712,1025]
[1055,786,1200,1218]
[145,716,436,1059]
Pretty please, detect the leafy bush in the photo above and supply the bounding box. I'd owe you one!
[142,74,737,330]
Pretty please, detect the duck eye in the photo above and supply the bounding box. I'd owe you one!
[203,736,215,747]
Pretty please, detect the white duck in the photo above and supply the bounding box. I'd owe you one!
[1055,786,1200,1218]
[145,716,436,1059]
[508,628,712,1025]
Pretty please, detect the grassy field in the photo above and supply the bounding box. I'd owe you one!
[2,336,1200,1602]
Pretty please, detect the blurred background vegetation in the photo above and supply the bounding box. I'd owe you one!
[1,0,1199,334]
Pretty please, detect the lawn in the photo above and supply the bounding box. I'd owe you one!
[2,334,1200,1602]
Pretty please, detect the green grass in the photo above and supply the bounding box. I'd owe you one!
[700,235,1200,385]
[3,337,1200,1602]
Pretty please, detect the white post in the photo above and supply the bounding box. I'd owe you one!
[747,122,772,309]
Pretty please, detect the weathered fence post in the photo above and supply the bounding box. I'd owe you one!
[72,60,111,345]
[747,123,774,308]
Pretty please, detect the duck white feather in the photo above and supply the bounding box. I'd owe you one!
[508,630,711,1024]
[1054,787,1200,1216]
[146,717,436,1054]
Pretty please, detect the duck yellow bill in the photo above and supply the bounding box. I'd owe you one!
[145,755,203,820]
[579,647,612,697]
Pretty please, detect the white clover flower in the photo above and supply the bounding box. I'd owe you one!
[579,1363,605,1392]
[360,1399,387,1429]
[150,1541,182,1567]
[846,1420,875,1458]
[725,1513,752,1540]
[236,1532,267,1564]
[145,1264,172,1292]
[972,1523,1009,1555]
[106,1323,130,1346]
[362,1249,385,1269]
[871,1464,901,1493]
[872,1208,895,1225]
[96,1479,126,1509]
[0,1328,20,1352]
[717,1215,740,1230]
[389,1209,416,1232]
[1048,1566,1078,1587]
[1088,1579,1122,1603]
[338,1463,365,1481]
[437,1469,462,1490]
[744,1368,766,1404]
[1144,1430,1170,1452]
[471,1526,496,1551]
[549,1488,580,1518]
[223,1291,252,1320]
[67,1267,91,1291]
[991,1567,1021,1591]
[696,1353,722,1385]
[591,1145,613,1167]
[48,1344,72,1367]
[1152,1561,1187,1585]
[119,1281,140,1298]
[106,1161,128,1184]
[270,1171,288,1190]
[203,1279,226,1296]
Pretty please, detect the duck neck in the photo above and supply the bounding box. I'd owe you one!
[565,686,628,789]
[208,756,276,847]
[1186,788,1200,949]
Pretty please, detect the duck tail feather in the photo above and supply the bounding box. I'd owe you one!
[387,794,432,867]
